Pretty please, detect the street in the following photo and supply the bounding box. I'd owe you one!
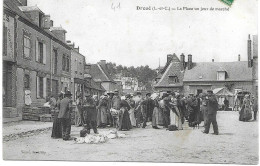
[3,111,258,164]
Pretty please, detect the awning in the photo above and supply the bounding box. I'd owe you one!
[213,87,233,96]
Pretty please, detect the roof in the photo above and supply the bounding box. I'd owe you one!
[183,61,253,82]
[50,27,67,33]
[154,61,184,87]
[213,87,233,96]
[4,0,71,50]
[89,64,115,83]
[90,79,105,91]
[19,6,44,14]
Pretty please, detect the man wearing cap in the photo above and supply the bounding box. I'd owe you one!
[203,90,219,135]
[140,92,155,128]
[82,93,98,134]
[57,91,73,140]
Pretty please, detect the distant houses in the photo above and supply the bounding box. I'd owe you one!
[154,35,258,100]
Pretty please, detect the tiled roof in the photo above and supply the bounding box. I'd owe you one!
[154,61,184,87]
[183,61,252,82]
[90,79,105,91]
[90,64,115,82]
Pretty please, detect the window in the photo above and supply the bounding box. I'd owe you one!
[62,54,70,72]
[3,25,7,56]
[197,89,202,95]
[36,40,46,64]
[66,57,70,72]
[62,55,66,71]
[24,74,30,89]
[217,71,226,81]
[168,76,179,84]
[36,76,46,98]
[23,35,31,58]
[53,49,58,74]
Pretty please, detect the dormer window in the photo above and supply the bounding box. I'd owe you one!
[168,76,179,84]
[217,71,226,80]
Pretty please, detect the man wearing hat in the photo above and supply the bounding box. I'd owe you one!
[203,90,219,135]
[57,91,73,140]
[106,91,114,127]
[187,92,198,127]
[82,93,98,134]
[111,89,121,127]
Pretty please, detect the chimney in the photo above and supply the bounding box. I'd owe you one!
[238,54,241,61]
[74,46,79,52]
[167,54,173,64]
[50,20,53,27]
[212,59,214,62]
[100,60,106,66]
[50,27,67,42]
[84,64,91,74]
[248,34,252,67]
[180,53,185,70]
[187,54,192,70]
[19,6,44,27]
[18,0,27,6]
[42,15,51,29]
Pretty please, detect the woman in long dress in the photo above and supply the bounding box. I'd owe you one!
[169,95,183,130]
[242,95,252,122]
[118,99,132,131]
[126,94,136,127]
[151,93,160,129]
[75,95,83,126]
[97,95,108,128]
[51,93,63,138]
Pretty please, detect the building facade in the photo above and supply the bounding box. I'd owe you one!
[3,0,71,119]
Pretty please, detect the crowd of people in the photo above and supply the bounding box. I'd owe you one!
[48,89,222,141]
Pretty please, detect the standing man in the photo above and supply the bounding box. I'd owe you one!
[203,90,219,135]
[140,92,154,128]
[82,93,98,134]
[112,89,121,128]
[57,91,73,141]
[107,91,115,127]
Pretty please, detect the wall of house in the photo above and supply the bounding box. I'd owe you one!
[183,81,253,96]
[51,40,71,96]
[154,87,183,93]
[70,50,85,100]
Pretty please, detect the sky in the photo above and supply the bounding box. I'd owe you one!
[28,0,258,69]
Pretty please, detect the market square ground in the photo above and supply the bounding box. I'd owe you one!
[3,111,258,164]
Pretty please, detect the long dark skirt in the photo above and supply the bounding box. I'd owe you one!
[51,111,62,138]
[119,108,132,131]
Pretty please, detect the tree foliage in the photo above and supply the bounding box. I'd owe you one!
[106,62,157,89]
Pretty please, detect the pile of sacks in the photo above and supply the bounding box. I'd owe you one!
[74,130,127,144]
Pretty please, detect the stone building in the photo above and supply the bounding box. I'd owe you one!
[68,42,85,100]
[84,63,105,98]
[3,0,71,119]
[154,54,184,93]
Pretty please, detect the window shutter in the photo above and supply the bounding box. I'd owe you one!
[35,40,38,62]
[43,43,46,64]
[36,76,40,98]
[43,77,47,98]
